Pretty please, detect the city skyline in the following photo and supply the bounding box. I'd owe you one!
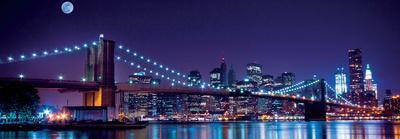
[1,1,400,138]
[0,0,400,101]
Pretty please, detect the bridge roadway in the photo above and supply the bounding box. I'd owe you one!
[0,77,99,91]
[0,77,365,110]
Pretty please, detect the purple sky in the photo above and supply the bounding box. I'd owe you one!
[0,0,400,105]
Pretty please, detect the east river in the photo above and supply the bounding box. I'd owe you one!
[1,121,400,139]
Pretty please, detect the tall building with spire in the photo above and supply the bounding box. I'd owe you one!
[335,67,347,98]
[348,49,364,104]
[364,64,378,99]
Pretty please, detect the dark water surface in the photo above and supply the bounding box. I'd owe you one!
[1,121,400,139]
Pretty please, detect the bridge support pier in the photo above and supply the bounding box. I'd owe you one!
[304,79,327,121]
[304,101,326,121]
[83,91,102,106]
[84,37,116,107]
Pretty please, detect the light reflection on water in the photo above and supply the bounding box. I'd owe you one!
[1,121,400,139]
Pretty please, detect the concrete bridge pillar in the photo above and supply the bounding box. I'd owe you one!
[304,79,327,121]
[83,37,116,107]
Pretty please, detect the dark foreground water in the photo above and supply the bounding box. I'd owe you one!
[1,121,400,139]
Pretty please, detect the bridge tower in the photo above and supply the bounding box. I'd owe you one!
[83,35,116,107]
[304,79,327,121]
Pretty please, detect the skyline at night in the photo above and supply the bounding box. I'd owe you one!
[1,1,400,138]
[1,0,400,101]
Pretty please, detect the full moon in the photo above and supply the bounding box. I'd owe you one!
[61,1,74,14]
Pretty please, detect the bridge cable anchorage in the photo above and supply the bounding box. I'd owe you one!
[0,43,91,64]
[115,45,208,84]
[323,81,355,106]
[116,55,210,89]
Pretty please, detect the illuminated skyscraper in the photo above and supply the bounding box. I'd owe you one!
[335,67,347,98]
[364,64,378,99]
[246,63,262,85]
[281,72,295,86]
[348,49,364,104]
[210,68,222,88]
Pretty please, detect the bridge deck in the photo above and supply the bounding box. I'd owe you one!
[116,83,368,110]
[0,77,99,91]
[0,79,367,110]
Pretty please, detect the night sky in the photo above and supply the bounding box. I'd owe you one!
[1,0,399,105]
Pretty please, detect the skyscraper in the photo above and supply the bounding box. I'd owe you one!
[281,72,295,86]
[210,68,222,88]
[348,49,364,104]
[227,65,236,87]
[261,75,274,87]
[335,67,347,98]
[220,58,227,87]
[364,64,378,98]
[246,63,262,85]
[188,70,202,87]
[360,64,378,106]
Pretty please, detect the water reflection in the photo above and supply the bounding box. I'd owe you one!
[1,121,400,139]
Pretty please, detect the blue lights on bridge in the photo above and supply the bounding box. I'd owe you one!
[0,36,361,108]
[58,75,64,80]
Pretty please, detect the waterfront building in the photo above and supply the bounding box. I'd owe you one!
[335,67,347,98]
[246,63,263,85]
[187,95,202,114]
[348,49,364,104]
[383,93,400,116]
[120,93,150,119]
[384,90,393,115]
[233,96,258,116]
[360,91,378,107]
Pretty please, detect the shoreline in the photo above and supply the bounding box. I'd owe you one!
[0,123,148,131]
[0,119,397,131]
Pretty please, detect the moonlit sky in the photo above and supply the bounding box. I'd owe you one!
[0,0,399,105]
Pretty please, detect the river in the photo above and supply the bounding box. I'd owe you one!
[1,121,399,139]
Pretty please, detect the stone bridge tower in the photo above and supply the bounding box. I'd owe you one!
[83,35,116,107]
